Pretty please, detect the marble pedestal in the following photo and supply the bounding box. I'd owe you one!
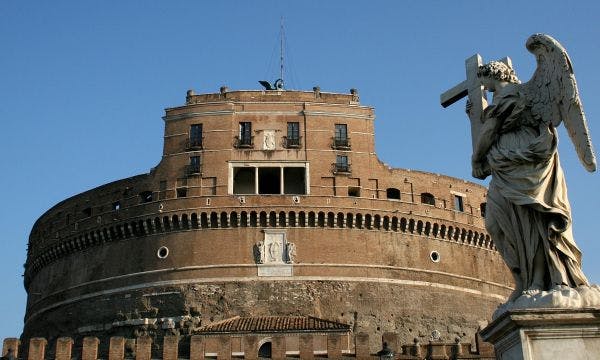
[480,308,600,360]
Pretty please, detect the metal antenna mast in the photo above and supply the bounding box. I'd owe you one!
[279,16,284,87]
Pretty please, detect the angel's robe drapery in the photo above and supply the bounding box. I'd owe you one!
[484,87,589,289]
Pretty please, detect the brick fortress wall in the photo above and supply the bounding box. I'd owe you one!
[22,89,512,354]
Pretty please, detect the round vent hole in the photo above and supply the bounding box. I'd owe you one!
[157,246,169,259]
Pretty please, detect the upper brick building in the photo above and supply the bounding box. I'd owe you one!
[22,86,512,357]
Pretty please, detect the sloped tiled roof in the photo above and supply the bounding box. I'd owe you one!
[196,316,351,334]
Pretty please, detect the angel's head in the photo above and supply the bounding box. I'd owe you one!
[477,61,520,91]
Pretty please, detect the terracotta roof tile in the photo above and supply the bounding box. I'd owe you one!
[196,316,350,334]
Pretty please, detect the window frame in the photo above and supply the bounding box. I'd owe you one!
[189,124,203,148]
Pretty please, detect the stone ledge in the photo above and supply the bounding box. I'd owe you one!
[481,308,600,360]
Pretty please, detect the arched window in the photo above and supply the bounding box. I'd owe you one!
[386,188,401,200]
[230,212,238,228]
[308,212,315,227]
[181,214,189,229]
[299,212,306,227]
[191,213,199,229]
[259,212,267,227]
[318,212,325,227]
[365,214,372,229]
[327,212,335,227]
[421,192,435,206]
[210,212,218,228]
[337,213,345,228]
[346,213,354,228]
[278,211,286,227]
[220,212,228,228]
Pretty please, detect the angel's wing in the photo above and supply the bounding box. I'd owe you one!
[522,33,596,172]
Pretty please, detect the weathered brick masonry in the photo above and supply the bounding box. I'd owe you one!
[20,88,512,357]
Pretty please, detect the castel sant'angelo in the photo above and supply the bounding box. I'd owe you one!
[15,85,514,359]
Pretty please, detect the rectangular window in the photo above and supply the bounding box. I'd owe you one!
[188,156,201,175]
[334,124,349,148]
[286,122,300,147]
[454,195,464,212]
[258,167,281,194]
[239,122,252,147]
[189,124,203,148]
[283,167,306,194]
[233,167,255,194]
[336,155,349,172]
[176,187,187,198]
[140,191,153,203]
[159,180,167,200]
[231,164,308,195]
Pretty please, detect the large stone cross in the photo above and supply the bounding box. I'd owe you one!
[440,54,512,152]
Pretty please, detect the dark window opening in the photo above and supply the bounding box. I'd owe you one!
[454,195,464,212]
[283,167,306,194]
[258,167,280,194]
[334,124,349,148]
[82,207,92,218]
[187,156,201,176]
[335,155,350,173]
[258,342,272,358]
[480,202,487,217]
[140,191,153,203]
[259,212,267,227]
[386,188,401,200]
[421,193,435,206]
[112,201,121,211]
[286,122,300,147]
[177,188,187,198]
[237,122,253,147]
[348,187,360,197]
[233,167,255,194]
[189,124,203,148]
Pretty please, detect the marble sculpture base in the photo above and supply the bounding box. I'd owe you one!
[480,308,600,360]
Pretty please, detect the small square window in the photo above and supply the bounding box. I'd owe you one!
[140,191,153,203]
[177,187,187,198]
[348,187,360,197]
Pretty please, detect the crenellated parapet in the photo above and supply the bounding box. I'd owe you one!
[2,330,496,359]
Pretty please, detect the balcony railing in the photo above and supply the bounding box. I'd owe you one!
[283,136,302,148]
[186,164,202,176]
[333,162,351,174]
[332,137,351,150]
[234,135,254,149]
[185,137,203,150]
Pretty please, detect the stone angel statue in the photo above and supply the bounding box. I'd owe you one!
[469,34,599,313]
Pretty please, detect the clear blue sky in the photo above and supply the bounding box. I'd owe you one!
[1,1,599,340]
